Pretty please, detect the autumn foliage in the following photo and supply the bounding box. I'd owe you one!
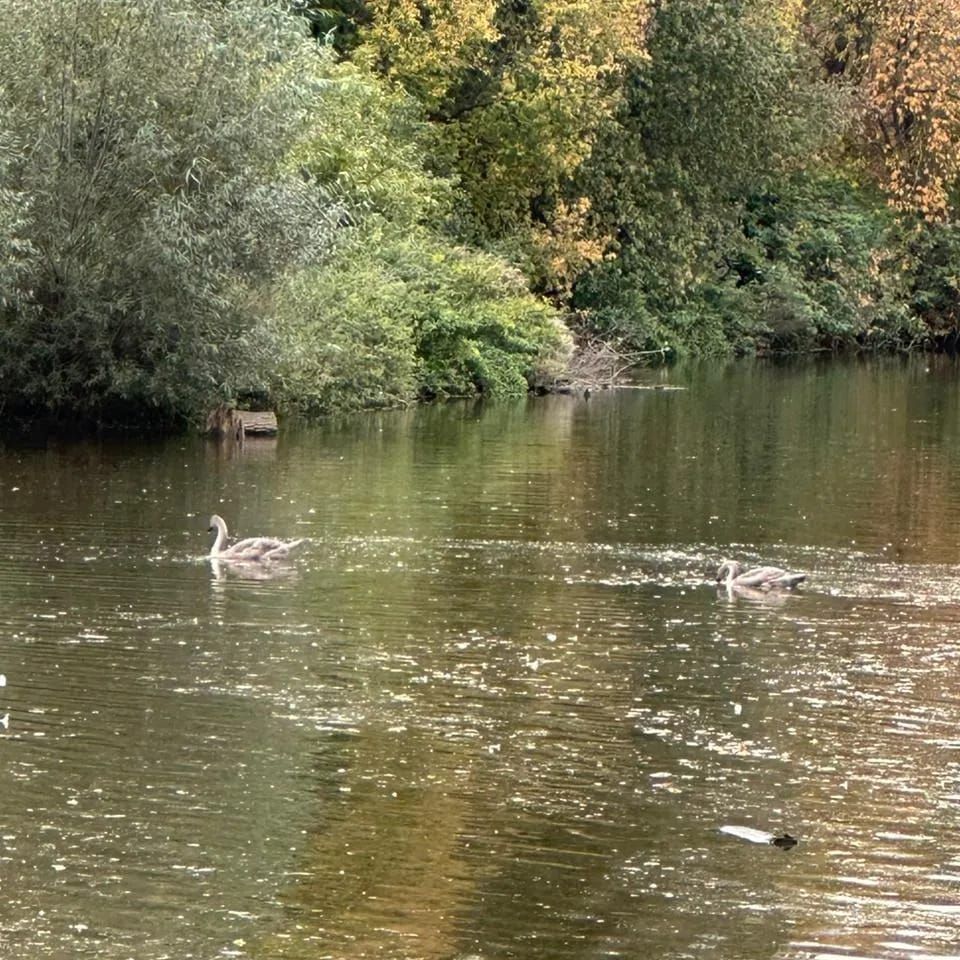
[862,0,960,218]
[360,0,651,296]
[804,0,960,218]
[4,0,960,429]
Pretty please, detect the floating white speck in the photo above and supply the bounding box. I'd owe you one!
[0,674,6,687]
[719,825,776,844]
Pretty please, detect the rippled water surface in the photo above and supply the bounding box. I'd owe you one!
[4,357,960,959]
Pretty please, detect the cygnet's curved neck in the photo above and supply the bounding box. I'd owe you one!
[209,515,229,556]
[718,560,741,585]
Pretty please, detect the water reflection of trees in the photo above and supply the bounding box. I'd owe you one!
[7,358,960,957]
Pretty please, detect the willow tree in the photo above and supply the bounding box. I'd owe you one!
[0,0,341,425]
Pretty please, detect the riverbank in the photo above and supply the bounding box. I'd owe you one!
[2,2,958,434]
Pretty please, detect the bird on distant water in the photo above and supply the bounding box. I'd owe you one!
[716,559,806,590]
[770,833,798,849]
[207,514,305,563]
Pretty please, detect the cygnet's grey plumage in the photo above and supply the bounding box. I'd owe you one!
[207,514,305,562]
[716,559,806,590]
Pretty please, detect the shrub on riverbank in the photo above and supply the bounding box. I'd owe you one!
[268,50,571,416]
[703,176,927,354]
[708,176,925,353]
[269,222,572,416]
[574,174,928,357]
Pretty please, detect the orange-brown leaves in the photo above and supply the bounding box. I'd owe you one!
[863,0,960,218]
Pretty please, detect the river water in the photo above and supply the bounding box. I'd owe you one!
[2,356,960,959]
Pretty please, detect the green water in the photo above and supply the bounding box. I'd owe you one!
[3,356,960,959]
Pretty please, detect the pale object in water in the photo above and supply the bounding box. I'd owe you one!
[207,514,306,563]
[719,824,798,849]
[716,560,806,590]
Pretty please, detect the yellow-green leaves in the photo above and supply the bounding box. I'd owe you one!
[357,0,651,299]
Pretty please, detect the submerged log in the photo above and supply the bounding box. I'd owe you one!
[206,405,278,439]
[238,411,278,436]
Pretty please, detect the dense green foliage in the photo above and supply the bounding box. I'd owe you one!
[572,0,892,355]
[0,0,567,427]
[1,0,960,429]
[270,222,570,415]
[0,1,343,423]
[577,173,923,355]
[273,53,571,414]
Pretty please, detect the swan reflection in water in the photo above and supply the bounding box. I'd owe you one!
[716,583,792,605]
[208,557,300,583]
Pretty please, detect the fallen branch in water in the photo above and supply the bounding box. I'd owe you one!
[553,334,671,392]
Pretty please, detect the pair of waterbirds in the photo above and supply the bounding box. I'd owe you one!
[207,514,807,588]
[205,518,805,850]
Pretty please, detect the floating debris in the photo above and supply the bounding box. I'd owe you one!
[719,825,798,850]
